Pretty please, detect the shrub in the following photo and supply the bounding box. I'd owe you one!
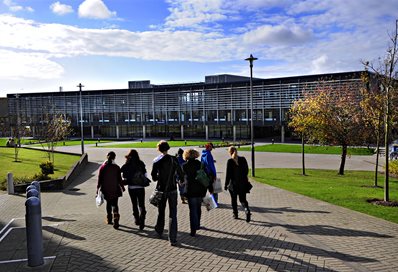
[40,161,54,176]
[390,160,398,177]
[32,173,50,181]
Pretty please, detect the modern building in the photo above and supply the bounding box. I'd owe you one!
[6,71,366,141]
[0,97,10,137]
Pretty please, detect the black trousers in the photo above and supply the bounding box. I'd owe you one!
[228,190,249,215]
[128,187,146,220]
[106,197,119,215]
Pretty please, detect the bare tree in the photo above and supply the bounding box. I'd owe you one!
[363,19,398,201]
[38,114,72,163]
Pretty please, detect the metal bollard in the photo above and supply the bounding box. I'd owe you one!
[26,188,39,199]
[31,181,41,200]
[25,196,44,267]
[7,172,14,195]
[26,185,37,195]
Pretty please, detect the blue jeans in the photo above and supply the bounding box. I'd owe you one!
[155,190,178,243]
[187,197,202,233]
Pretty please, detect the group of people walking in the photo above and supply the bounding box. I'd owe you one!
[96,140,252,246]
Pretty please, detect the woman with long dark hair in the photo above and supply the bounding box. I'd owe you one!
[97,151,124,229]
[121,149,148,230]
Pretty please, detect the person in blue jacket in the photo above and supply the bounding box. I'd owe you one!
[201,142,218,204]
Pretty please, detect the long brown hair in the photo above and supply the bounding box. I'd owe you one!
[125,149,140,164]
[228,146,238,165]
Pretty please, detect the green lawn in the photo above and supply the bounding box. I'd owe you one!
[29,139,112,147]
[254,168,398,224]
[0,147,81,189]
[240,144,374,155]
[0,137,41,146]
[100,140,224,149]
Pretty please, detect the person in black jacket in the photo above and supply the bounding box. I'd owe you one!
[151,140,184,246]
[121,149,148,230]
[182,149,208,237]
[224,146,252,222]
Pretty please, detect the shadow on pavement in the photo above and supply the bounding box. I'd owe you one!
[176,227,377,272]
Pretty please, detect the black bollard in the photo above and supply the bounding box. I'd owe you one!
[26,188,39,199]
[31,181,41,200]
[25,196,44,267]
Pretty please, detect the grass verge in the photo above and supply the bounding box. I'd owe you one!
[240,144,374,155]
[0,147,81,190]
[254,168,398,224]
[100,140,224,148]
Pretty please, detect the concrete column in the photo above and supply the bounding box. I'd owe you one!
[116,125,119,139]
[233,125,236,142]
[142,125,146,139]
[281,125,285,143]
[205,125,209,140]
[91,126,94,139]
[180,125,184,140]
[7,172,14,195]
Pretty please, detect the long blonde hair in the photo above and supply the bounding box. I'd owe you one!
[228,146,238,165]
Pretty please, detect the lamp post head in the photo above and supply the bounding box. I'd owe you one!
[245,54,258,66]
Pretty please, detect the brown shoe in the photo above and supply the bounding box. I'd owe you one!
[113,213,120,229]
[106,214,113,225]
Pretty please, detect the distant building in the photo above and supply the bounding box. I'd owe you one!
[0,97,10,137]
[6,71,366,141]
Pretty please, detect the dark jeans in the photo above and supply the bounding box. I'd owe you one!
[228,190,249,215]
[187,197,202,233]
[106,198,119,216]
[128,188,146,220]
[155,190,178,243]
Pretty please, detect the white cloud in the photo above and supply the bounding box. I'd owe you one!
[50,2,73,16]
[3,0,34,12]
[78,0,116,19]
[243,25,313,45]
[0,49,64,80]
[165,0,228,29]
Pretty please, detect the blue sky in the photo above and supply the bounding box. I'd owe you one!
[0,0,397,97]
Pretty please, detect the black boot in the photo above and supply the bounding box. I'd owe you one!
[139,211,146,230]
[245,209,251,223]
[233,212,238,219]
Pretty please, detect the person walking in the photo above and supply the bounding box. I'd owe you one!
[201,142,218,204]
[121,149,148,230]
[176,148,187,204]
[224,146,252,222]
[182,149,208,237]
[97,151,125,229]
[151,140,184,246]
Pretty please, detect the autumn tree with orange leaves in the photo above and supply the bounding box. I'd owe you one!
[289,83,367,175]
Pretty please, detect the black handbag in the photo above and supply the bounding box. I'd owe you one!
[149,189,163,207]
[149,157,174,207]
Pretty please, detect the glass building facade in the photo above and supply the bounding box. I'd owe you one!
[6,71,365,141]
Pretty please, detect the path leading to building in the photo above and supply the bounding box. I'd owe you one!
[0,144,396,271]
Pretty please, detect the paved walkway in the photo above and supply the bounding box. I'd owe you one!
[0,144,397,271]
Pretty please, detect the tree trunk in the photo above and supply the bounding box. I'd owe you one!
[339,145,347,175]
[374,135,380,187]
[301,135,306,176]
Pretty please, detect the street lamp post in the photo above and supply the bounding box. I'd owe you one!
[77,83,85,155]
[245,54,257,177]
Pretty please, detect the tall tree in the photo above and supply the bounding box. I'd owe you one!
[360,72,384,187]
[289,83,366,175]
[363,20,398,201]
[289,92,319,175]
